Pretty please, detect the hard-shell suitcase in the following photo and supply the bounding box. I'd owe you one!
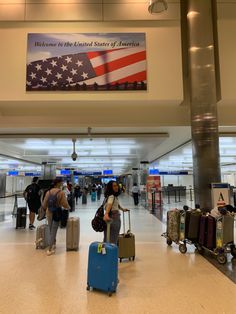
[82,194,87,204]
[87,222,118,296]
[60,209,69,228]
[186,211,201,241]
[118,210,135,262]
[167,209,180,243]
[16,207,27,229]
[35,224,50,249]
[216,215,234,248]
[198,215,208,246]
[91,191,96,202]
[66,217,80,251]
[206,215,216,249]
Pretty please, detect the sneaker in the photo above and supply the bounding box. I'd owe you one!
[29,224,34,230]
[47,249,55,256]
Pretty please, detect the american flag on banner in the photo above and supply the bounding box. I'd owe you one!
[26,47,147,91]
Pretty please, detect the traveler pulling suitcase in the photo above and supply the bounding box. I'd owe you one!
[87,221,118,296]
[118,210,135,262]
[66,217,80,251]
[16,207,27,229]
[35,224,50,249]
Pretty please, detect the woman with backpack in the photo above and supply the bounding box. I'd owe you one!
[42,178,70,256]
[103,180,128,244]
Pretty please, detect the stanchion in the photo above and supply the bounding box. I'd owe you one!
[159,190,162,206]
[174,190,177,203]
[178,189,181,202]
[190,188,193,202]
[152,192,155,212]
[167,190,170,204]
[12,194,18,217]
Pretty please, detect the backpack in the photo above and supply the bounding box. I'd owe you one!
[91,196,115,232]
[48,190,60,212]
[25,184,38,202]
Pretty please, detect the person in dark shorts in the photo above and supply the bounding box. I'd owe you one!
[24,177,41,230]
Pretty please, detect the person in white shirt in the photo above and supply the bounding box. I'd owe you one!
[131,183,140,206]
[103,180,128,244]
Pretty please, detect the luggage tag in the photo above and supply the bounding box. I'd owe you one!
[97,243,103,254]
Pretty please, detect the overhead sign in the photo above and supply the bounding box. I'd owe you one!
[103,170,113,175]
[26,33,147,92]
[159,171,189,175]
[149,169,159,175]
[211,183,230,207]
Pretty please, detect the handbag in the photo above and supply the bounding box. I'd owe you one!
[91,196,115,232]
[37,206,46,221]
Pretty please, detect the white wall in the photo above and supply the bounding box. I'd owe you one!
[6,176,32,194]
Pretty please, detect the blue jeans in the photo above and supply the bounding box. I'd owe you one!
[103,212,121,244]
[47,214,60,249]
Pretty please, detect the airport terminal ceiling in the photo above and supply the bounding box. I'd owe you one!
[0,126,236,175]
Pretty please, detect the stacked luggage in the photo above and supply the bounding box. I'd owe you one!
[163,205,236,264]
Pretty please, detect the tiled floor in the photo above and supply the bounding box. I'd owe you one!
[0,194,236,314]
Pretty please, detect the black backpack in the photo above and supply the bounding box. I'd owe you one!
[91,197,115,232]
[25,184,38,202]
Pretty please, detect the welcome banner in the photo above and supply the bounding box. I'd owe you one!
[26,33,147,91]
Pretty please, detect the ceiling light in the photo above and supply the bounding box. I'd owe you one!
[148,0,168,14]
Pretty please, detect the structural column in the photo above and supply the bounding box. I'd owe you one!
[140,161,149,186]
[42,162,57,180]
[181,0,221,209]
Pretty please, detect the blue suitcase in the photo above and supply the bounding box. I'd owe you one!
[91,191,96,202]
[87,222,118,296]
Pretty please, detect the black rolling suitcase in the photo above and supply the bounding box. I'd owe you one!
[186,211,201,241]
[16,207,27,229]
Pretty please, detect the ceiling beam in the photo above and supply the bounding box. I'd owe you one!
[0,132,169,139]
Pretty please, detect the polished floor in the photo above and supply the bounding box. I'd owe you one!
[0,194,236,314]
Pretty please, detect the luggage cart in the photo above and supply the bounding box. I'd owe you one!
[162,209,199,254]
[198,214,236,264]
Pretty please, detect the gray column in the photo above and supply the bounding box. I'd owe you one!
[42,163,56,180]
[140,161,149,186]
[132,168,139,185]
[181,0,221,209]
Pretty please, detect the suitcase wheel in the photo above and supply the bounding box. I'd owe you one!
[166,238,172,246]
[179,244,187,254]
[196,245,204,255]
[230,245,236,258]
[217,253,227,265]
[132,256,135,261]
[86,285,90,291]
[119,258,122,263]
[108,292,112,297]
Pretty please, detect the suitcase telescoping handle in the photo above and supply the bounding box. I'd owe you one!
[122,210,131,234]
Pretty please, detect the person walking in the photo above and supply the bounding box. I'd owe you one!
[97,183,102,201]
[131,183,140,206]
[103,180,128,244]
[74,184,81,205]
[42,178,70,256]
[24,177,41,230]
